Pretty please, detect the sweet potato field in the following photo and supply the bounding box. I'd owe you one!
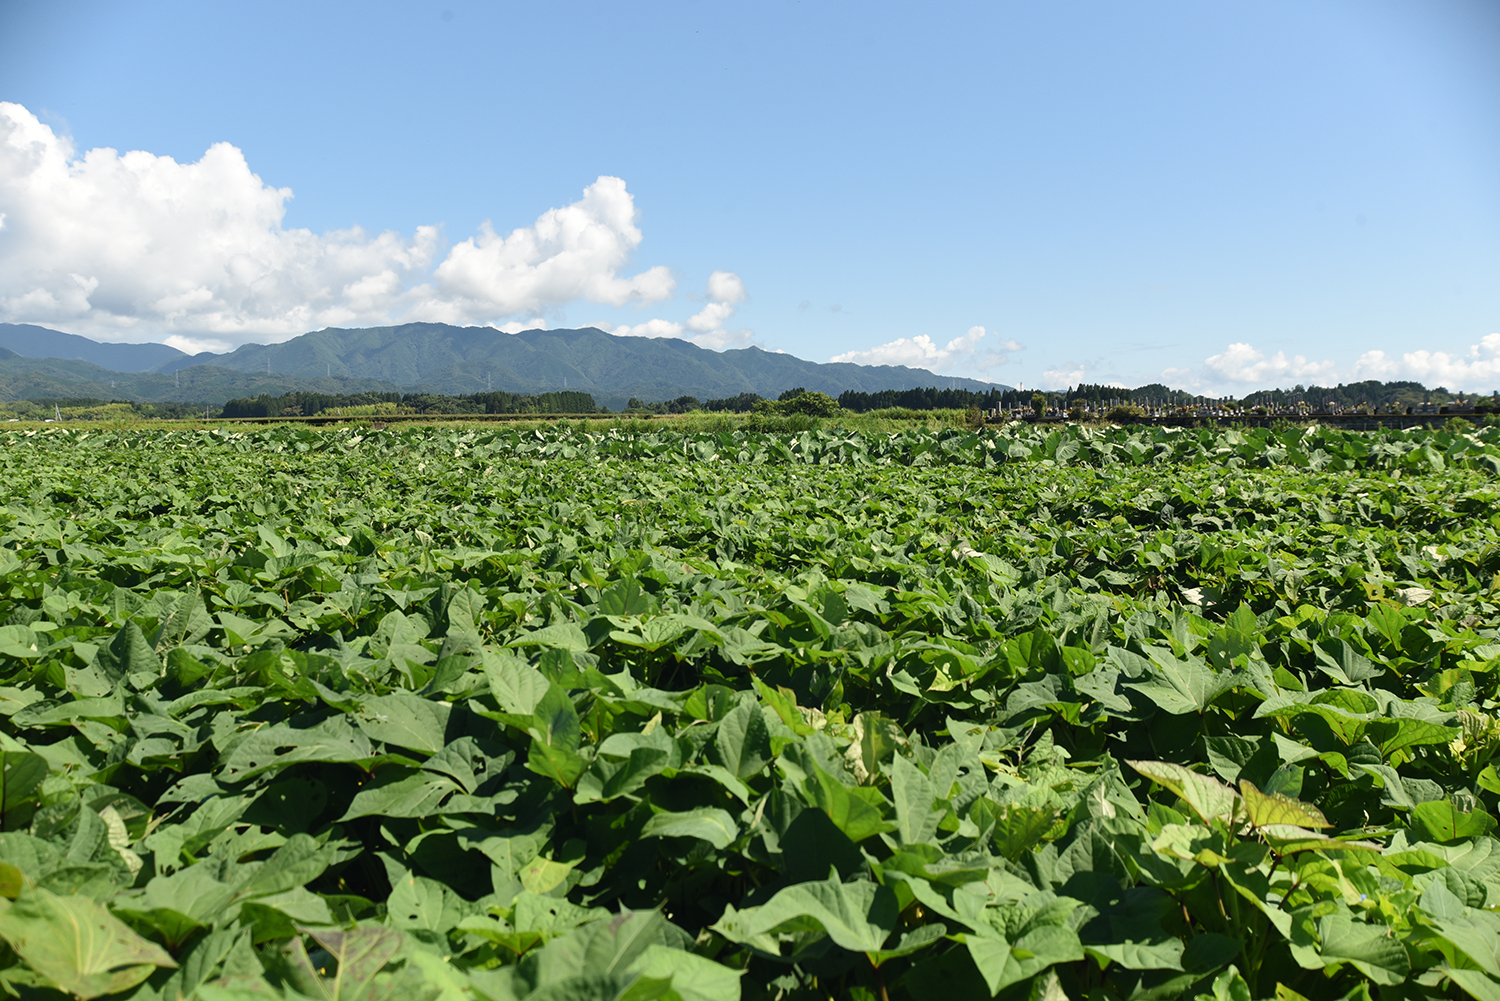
[1,421,1499,1001]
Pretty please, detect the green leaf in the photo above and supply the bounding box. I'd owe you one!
[0,625,40,660]
[866,923,948,967]
[386,870,467,934]
[520,856,575,894]
[0,885,178,1000]
[340,769,462,820]
[1083,938,1186,971]
[713,873,899,954]
[598,579,654,616]
[354,693,452,754]
[1412,800,1497,843]
[806,765,898,843]
[1428,911,1500,980]
[1444,967,1500,1001]
[309,925,406,1000]
[1258,824,1384,855]
[522,909,677,994]
[844,711,903,784]
[977,800,1063,861]
[1239,781,1330,829]
[890,754,941,846]
[527,683,587,787]
[751,677,813,736]
[575,747,671,804]
[237,833,341,898]
[965,925,1084,996]
[93,620,161,679]
[641,808,739,849]
[1193,965,1252,1001]
[1126,649,1236,715]
[0,751,47,830]
[510,622,590,652]
[218,719,373,783]
[483,651,551,716]
[626,943,743,1001]
[712,700,771,780]
[1128,760,1240,824]
[1314,914,1411,985]
[0,862,23,900]
[1366,717,1461,759]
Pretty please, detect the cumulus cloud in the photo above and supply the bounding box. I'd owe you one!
[1206,343,1339,384]
[420,176,674,319]
[1351,334,1500,390]
[607,270,753,349]
[690,326,758,350]
[830,326,1022,373]
[1040,361,1125,388]
[612,318,685,339]
[706,270,746,305]
[494,319,548,334]
[0,101,679,344]
[1162,335,1500,393]
[1163,342,1336,389]
[163,333,233,355]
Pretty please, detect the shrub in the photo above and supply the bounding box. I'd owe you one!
[780,391,841,417]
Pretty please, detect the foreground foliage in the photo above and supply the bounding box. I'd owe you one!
[0,422,1498,1000]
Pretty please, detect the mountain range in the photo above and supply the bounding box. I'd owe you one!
[0,323,1007,410]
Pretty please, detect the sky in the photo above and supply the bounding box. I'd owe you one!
[1,0,1498,394]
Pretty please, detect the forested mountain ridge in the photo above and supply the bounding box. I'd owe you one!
[152,323,1006,407]
[0,323,188,372]
[0,322,1006,409]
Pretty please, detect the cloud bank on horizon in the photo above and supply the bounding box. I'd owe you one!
[0,101,750,354]
[1152,336,1500,395]
[1,100,1496,393]
[830,326,1023,375]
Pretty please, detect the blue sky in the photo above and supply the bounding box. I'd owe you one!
[1,0,1497,393]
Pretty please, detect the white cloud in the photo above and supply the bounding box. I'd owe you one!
[706,270,746,305]
[163,333,232,355]
[1204,343,1339,384]
[494,319,547,334]
[603,270,753,349]
[1041,364,1092,387]
[1162,335,1500,394]
[830,326,1022,373]
[1164,342,1337,390]
[690,327,757,350]
[612,318,685,339]
[1039,358,1126,389]
[0,101,679,345]
[423,175,674,318]
[686,300,735,333]
[1352,333,1500,390]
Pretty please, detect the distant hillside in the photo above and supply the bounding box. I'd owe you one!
[0,323,187,372]
[153,323,1008,410]
[1,322,1009,410]
[0,352,397,404]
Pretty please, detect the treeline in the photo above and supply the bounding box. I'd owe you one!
[624,396,705,415]
[836,387,1012,412]
[611,380,1500,416]
[1,398,212,419]
[220,389,602,419]
[1237,381,1494,410]
[1048,381,1499,410]
[1056,383,1216,408]
[695,387,1016,413]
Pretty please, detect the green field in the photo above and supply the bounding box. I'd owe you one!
[1,421,1499,1001]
